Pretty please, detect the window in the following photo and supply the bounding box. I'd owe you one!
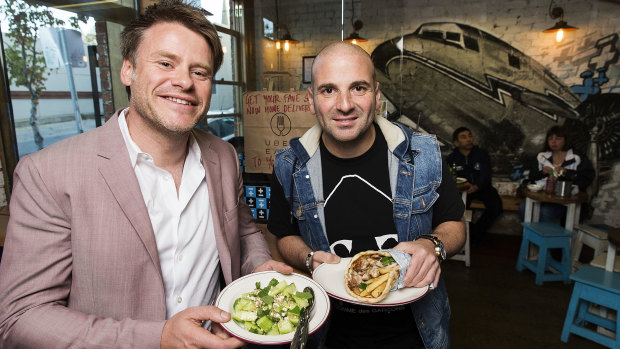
[446,32,461,42]
[1,2,100,158]
[508,53,521,69]
[200,0,244,140]
[421,30,444,40]
[464,36,480,52]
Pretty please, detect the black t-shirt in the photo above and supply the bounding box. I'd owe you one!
[268,125,463,238]
[268,124,463,348]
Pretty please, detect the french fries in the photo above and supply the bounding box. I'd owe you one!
[379,265,398,275]
[360,273,389,297]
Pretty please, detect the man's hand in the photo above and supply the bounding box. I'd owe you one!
[312,251,340,270]
[466,184,479,194]
[542,165,554,175]
[161,306,244,349]
[393,240,440,289]
[253,260,294,274]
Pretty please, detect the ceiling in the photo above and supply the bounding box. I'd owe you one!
[27,0,137,25]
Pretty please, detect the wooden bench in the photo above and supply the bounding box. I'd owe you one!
[470,195,523,212]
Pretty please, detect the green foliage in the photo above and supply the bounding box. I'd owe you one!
[1,0,68,98]
[1,0,87,149]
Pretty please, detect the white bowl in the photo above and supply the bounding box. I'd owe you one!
[527,184,543,192]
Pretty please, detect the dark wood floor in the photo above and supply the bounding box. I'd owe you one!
[444,233,604,349]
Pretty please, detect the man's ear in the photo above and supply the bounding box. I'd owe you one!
[120,59,134,87]
[307,87,316,115]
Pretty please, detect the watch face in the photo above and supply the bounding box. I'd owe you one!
[438,241,446,261]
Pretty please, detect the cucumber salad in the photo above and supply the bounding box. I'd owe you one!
[231,278,313,335]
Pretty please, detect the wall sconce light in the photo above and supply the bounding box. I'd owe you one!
[344,20,368,45]
[542,2,578,42]
[274,0,299,52]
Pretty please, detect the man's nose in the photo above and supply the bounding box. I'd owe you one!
[171,69,193,90]
[336,91,354,113]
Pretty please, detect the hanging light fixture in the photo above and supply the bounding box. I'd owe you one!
[343,1,367,45]
[344,20,368,45]
[542,1,578,43]
[274,0,299,52]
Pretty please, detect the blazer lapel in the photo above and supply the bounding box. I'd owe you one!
[195,131,233,282]
[96,113,162,275]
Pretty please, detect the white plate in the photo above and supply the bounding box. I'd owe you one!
[313,258,429,307]
[215,271,330,345]
[456,177,467,184]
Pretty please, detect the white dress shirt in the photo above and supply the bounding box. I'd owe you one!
[118,110,220,319]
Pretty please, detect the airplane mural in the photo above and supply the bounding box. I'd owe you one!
[370,22,617,173]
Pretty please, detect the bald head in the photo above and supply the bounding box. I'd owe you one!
[311,42,376,90]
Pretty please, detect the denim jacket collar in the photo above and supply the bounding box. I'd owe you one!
[297,115,407,159]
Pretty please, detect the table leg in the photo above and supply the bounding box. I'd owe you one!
[524,197,533,223]
[565,203,577,233]
[532,201,540,222]
[524,198,538,259]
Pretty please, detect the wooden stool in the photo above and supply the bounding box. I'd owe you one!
[560,266,620,348]
[516,222,572,285]
[572,224,610,271]
[561,228,620,348]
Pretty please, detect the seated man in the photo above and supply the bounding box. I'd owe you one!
[447,127,503,243]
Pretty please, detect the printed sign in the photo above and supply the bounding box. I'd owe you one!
[243,91,316,173]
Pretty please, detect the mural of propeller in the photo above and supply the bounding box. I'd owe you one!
[568,94,620,162]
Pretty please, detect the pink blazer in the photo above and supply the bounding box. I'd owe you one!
[0,111,271,348]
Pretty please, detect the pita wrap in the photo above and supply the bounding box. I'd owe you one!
[344,250,400,303]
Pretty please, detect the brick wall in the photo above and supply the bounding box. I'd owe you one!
[253,0,620,226]
[95,19,115,118]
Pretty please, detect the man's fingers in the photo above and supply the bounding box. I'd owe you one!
[185,305,231,323]
[253,260,294,274]
[314,251,340,265]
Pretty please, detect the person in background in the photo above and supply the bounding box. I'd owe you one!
[0,1,291,348]
[447,127,503,243]
[523,125,595,223]
[268,41,466,349]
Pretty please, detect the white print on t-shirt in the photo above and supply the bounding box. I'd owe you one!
[330,234,398,255]
[324,174,392,208]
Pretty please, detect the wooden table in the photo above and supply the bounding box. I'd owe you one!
[523,190,588,233]
[523,190,588,262]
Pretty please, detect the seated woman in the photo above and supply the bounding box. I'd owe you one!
[520,125,595,224]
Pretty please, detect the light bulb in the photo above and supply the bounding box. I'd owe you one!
[284,41,290,51]
[556,29,564,42]
[351,39,357,45]
[276,41,281,50]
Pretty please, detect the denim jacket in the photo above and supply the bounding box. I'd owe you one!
[273,116,451,349]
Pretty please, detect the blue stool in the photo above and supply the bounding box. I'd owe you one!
[516,222,572,285]
[561,265,620,348]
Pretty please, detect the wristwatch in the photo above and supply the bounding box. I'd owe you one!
[416,234,446,263]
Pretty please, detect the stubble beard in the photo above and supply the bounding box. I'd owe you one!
[130,92,205,138]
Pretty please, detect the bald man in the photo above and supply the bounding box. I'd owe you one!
[267,42,466,349]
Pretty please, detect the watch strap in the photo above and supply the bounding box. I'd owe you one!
[416,234,446,262]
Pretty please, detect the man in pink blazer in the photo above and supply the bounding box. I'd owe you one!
[0,1,290,347]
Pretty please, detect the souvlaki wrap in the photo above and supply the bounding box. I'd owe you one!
[344,249,410,303]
